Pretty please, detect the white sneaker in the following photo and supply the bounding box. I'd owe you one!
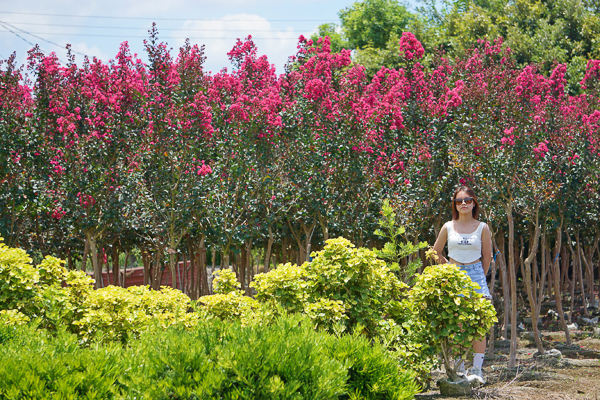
[467,366,486,386]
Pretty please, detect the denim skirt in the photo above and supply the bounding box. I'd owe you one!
[458,261,491,299]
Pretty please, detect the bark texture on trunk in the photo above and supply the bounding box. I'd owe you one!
[552,217,571,345]
[522,210,544,354]
[505,203,518,369]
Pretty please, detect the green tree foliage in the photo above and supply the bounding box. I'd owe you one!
[339,0,415,49]
[311,0,418,75]
[420,0,600,89]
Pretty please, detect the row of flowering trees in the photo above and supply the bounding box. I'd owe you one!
[1,27,600,365]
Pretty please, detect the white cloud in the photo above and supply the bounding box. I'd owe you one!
[70,42,110,62]
[169,14,315,74]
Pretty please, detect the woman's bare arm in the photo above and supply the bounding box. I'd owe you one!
[432,223,448,264]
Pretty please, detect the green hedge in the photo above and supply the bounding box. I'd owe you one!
[0,314,418,400]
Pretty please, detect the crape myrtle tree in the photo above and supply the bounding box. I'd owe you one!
[26,44,147,288]
[136,29,213,290]
[203,36,282,291]
[279,36,360,262]
[0,53,35,249]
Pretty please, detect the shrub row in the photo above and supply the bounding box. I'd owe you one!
[0,314,418,400]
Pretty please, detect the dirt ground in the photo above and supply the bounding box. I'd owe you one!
[416,330,600,399]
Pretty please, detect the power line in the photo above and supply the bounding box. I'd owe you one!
[6,21,317,32]
[0,11,333,22]
[0,21,67,64]
[0,30,305,40]
[0,20,87,57]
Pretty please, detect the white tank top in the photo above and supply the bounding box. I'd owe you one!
[446,221,485,263]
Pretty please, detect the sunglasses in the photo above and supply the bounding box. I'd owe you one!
[455,197,474,205]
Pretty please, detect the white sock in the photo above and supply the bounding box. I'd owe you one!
[473,353,485,369]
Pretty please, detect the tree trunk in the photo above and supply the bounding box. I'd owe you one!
[522,209,544,354]
[318,213,329,241]
[552,216,571,345]
[123,249,129,288]
[153,245,164,290]
[264,225,274,273]
[246,240,253,295]
[301,219,317,263]
[287,219,306,263]
[575,231,589,317]
[494,232,510,340]
[505,202,518,369]
[112,245,120,287]
[187,237,196,298]
[82,236,90,272]
[535,228,548,319]
[142,250,151,286]
[67,250,73,271]
[487,225,498,359]
[240,243,247,292]
[199,238,209,296]
[86,231,102,290]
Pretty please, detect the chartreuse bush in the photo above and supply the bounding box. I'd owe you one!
[0,237,198,344]
[251,237,408,337]
[408,264,497,381]
[0,314,419,399]
[196,268,260,324]
[250,237,438,389]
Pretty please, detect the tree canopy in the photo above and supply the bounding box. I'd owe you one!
[313,0,600,88]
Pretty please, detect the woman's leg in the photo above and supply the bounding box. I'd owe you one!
[473,338,486,353]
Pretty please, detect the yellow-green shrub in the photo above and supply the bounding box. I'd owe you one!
[0,309,30,326]
[197,270,259,323]
[0,238,41,314]
[408,264,498,381]
[74,285,198,344]
[198,291,258,323]
[303,298,347,331]
[212,268,240,294]
[251,237,408,337]
[252,262,309,313]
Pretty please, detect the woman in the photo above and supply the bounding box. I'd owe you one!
[432,185,492,383]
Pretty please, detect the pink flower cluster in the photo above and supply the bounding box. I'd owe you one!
[533,141,549,160]
[398,32,424,60]
[501,127,516,146]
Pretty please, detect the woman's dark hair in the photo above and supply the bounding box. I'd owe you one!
[452,185,479,220]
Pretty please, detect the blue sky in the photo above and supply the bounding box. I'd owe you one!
[0,0,419,74]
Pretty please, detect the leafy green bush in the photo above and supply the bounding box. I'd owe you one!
[251,262,309,313]
[211,268,240,295]
[0,238,198,343]
[0,309,30,327]
[252,237,408,338]
[197,291,258,323]
[408,264,497,381]
[75,285,198,344]
[197,269,259,324]
[303,298,347,331]
[373,199,428,284]
[0,238,42,314]
[0,314,419,399]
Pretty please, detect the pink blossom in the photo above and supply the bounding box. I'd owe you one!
[398,32,424,60]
